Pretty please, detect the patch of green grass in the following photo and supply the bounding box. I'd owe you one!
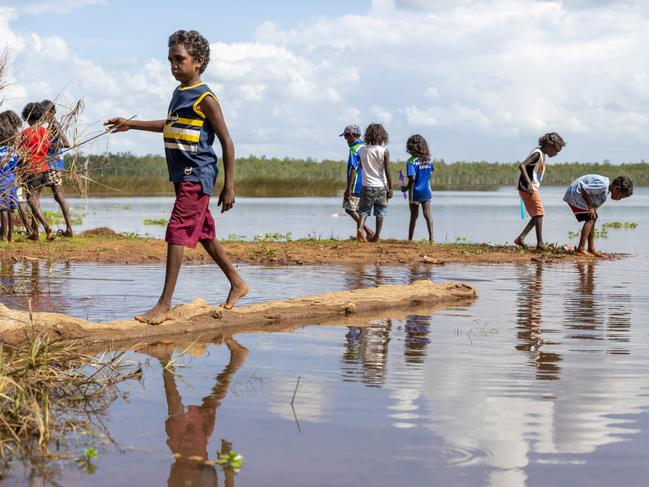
[602,221,638,229]
[43,210,84,226]
[143,218,168,226]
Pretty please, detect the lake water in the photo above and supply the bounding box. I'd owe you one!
[2,189,649,486]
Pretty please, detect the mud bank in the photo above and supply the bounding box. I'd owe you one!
[0,280,476,346]
[0,230,609,266]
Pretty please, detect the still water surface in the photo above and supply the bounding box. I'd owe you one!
[2,189,649,486]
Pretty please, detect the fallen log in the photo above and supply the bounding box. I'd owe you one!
[0,280,477,347]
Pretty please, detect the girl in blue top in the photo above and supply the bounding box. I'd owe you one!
[105,30,248,325]
[0,121,19,241]
[401,134,434,241]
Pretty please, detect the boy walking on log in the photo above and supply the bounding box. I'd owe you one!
[105,30,248,324]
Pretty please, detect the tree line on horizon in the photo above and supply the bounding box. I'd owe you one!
[63,152,649,196]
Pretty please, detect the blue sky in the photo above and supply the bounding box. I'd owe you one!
[2,0,649,163]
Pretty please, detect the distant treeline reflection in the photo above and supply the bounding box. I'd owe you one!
[66,153,649,196]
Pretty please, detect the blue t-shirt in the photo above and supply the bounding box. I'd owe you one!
[163,82,219,196]
[406,156,433,201]
[347,139,363,196]
[563,174,609,209]
[0,146,18,185]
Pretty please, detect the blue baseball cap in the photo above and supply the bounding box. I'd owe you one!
[339,124,361,136]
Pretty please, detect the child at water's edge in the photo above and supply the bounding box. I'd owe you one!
[401,134,434,241]
[563,175,633,257]
[357,123,393,242]
[105,30,248,325]
[514,132,565,250]
[0,111,33,237]
[0,121,19,241]
[19,102,54,240]
[41,100,74,237]
[341,124,374,240]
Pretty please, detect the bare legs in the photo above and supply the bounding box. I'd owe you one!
[345,208,374,240]
[515,215,544,249]
[135,243,184,324]
[17,202,34,237]
[0,210,13,241]
[135,239,249,325]
[357,215,384,243]
[408,201,433,241]
[576,216,603,257]
[51,184,73,237]
[26,187,53,241]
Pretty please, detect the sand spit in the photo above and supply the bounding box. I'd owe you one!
[0,280,476,347]
[0,232,612,266]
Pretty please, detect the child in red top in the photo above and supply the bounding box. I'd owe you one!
[19,102,54,240]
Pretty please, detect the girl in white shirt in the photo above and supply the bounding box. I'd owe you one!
[357,123,393,242]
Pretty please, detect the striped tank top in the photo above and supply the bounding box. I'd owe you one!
[163,82,219,196]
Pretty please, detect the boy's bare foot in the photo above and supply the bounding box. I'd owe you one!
[45,228,55,241]
[536,243,546,250]
[514,237,526,248]
[57,229,74,238]
[368,235,380,243]
[357,228,368,243]
[589,250,605,257]
[575,248,592,257]
[221,281,249,310]
[135,304,173,325]
[365,228,376,241]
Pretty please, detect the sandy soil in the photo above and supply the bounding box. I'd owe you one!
[0,280,476,346]
[0,228,609,266]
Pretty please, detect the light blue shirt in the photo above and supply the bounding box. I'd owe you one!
[563,174,610,209]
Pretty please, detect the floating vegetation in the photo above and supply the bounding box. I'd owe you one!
[43,210,84,226]
[143,218,168,226]
[602,221,638,229]
[0,334,141,480]
[569,227,608,239]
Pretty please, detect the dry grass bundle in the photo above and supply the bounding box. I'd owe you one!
[0,334,141,479]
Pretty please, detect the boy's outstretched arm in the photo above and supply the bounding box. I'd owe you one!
[104,118,165,133]
[51,121,71,148]
[199,96,235,213]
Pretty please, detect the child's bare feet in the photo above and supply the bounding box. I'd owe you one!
[135,303,173,325]
[45,228,55,241]
[536,243,546,250]
[368,235,380,243]
[357,228,368,243]
[221,281,249,310]
[575,248,591,257]
[514,237,526,248]
[589,250,605,258]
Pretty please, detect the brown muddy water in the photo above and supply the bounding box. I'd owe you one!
[1,257,649,486]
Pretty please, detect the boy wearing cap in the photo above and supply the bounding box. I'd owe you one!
[341,124,374,240]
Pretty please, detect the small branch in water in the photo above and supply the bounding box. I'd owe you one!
[290,375,301,407]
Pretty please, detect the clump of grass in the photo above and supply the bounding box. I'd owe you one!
[568,227,609,239]
[602,221,638,229]
[42,210,84,226]
[0,334,141,474]
[143,218,168,226]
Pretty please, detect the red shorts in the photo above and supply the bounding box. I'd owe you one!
[165,181,216,248]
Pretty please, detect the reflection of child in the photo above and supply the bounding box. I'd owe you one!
[0,122,19,241]
[105,30,248,324]
[514,132,565,250]
[357,123,393,243]
[401,134,434,241]
[563,175,633,257]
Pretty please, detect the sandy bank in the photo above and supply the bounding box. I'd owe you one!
[0,280,476,346]
[0,229,606,266]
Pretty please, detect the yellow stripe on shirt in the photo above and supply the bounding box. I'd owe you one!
[163,127,201,143]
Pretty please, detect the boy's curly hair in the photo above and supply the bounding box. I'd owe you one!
[21,102,46,124]
[41,99,56,115]
[168,30,210,74]
[0,121,16,145]
[363,123,389,146]
[406,134,430,161]
[611,176,633,197]
[0,110,22,130]
[538,132,566,150]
